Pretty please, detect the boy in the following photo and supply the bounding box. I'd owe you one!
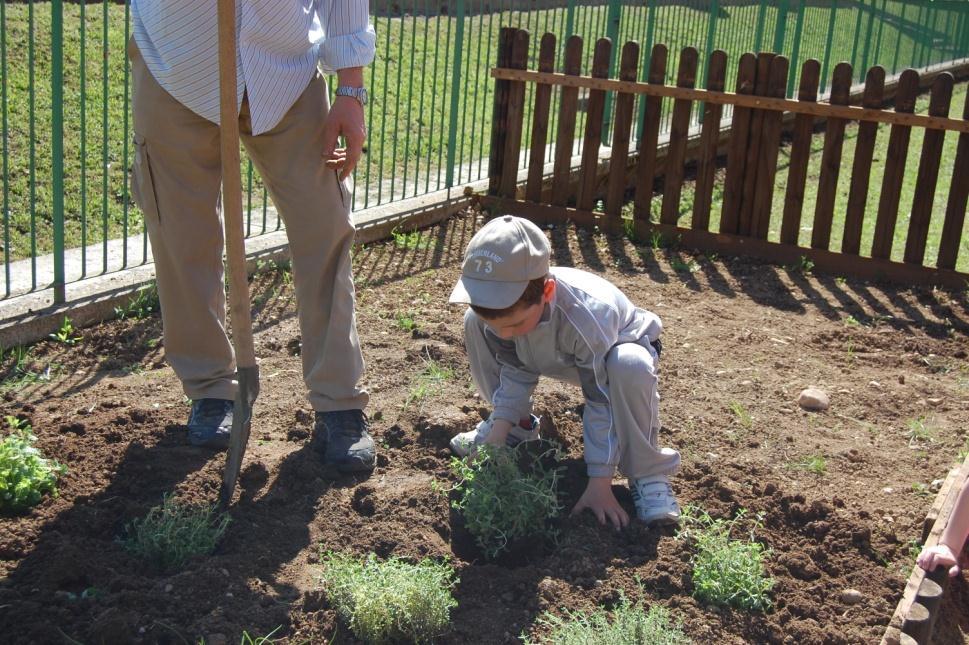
[448,215,681,528]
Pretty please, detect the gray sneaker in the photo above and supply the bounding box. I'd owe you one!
[187,398,233,449]
[313,409,376,474]
[449,415,541,457]
[630,475,681,526]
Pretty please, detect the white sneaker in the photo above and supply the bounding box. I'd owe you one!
[630,475,681,526]
[449,415,541,457]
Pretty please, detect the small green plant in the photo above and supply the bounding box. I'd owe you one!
[238,626,282,645]
[791,454,827,476]
[728,401,752,430]
[320,552,457,644]
[391,227,431,250]
[648,230,664,250]
[790,255,815,274]
[905,415,935,446]
[525,584,690,644]
[49,316,82,345]
[843,315,861,327]
[395,313,418,332]
[0,345,58,391]
[911,482,931,497]
[122,494,230,571]
[670,256,700,273]
[405,358,454,410]
[0,417,67,513]
[114,284,160,320]
[449,443,563,559]
[677,507,774,612]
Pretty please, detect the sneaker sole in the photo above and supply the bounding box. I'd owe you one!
[641,513,680,527]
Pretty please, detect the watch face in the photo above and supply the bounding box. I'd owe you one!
[358,88,369,105]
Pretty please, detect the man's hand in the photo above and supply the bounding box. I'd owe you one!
[322,95,366,181]
[918,544,961,577]
[571,476,629,530]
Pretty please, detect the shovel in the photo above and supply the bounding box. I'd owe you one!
[217,0,259,507]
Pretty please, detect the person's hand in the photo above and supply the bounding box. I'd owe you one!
[480,419,513,449]
[918,544,961,577]
[571,477,629,530]
[322,95,365,181]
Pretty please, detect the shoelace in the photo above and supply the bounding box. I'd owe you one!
[191,399,232,425]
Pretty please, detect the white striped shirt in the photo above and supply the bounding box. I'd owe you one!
[132,1,376,135]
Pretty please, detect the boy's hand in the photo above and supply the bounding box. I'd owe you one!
[571,477,629,530]
[481,419,513,449]
[918,544,961,577]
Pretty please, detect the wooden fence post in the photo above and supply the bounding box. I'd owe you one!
[660,47,698,227]
[498,29,530,199]
[692,49,727,233]
[843,66,886,255]
[525,33,557,204]
[633,44,668,222]
[605,41,640,218]
[577,38,613,212]
[488,28,515,196]
[551,35,584,207]
[780,59,820,245]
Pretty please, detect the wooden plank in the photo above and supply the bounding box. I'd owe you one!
[605,41,640,218]
[738,53,773,236]
[498,29,530,199]
[633,44,668,222]
[780,59,820,245]
[525,33,557,203]
[843,66,886,255]
[720,53,757,234]
[751,54,789,239]
[692,49,727,232]
[551,35,584,207]
[481,196,969,290]
[938,82,969,270]
[577,38,612,212]
[904,73,954,265]
[487,28,515,195]
[812,62,853,250]
[872,70,920,259]
[490,67,969,134]
[660,47,699,226]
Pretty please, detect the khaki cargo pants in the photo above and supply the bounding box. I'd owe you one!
[128,40,367,413]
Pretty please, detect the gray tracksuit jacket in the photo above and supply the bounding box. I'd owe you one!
[482,267,663,476]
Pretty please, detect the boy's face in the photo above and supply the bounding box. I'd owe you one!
[484,279,555,340]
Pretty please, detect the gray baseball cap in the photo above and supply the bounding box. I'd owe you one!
[449,215,550,309]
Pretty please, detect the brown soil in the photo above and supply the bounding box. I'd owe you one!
[2,208,969,644]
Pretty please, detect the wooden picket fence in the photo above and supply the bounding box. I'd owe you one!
[485,27,969,288]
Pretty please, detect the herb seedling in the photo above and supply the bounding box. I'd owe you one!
[677,507,774,611]
[449,442,563,559]
[122,494,230,571]
[728,401,752,430]
[49,316,82,345]
[791,454,827,476]
[320,552,457,644]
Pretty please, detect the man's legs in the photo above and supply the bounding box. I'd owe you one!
[129,40,236,447]
[240,75,372,472]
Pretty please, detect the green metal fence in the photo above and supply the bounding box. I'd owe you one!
[2,0,968,302]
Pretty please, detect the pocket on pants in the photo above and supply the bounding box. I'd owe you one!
[334,169,351,211]
[131,134,161,224]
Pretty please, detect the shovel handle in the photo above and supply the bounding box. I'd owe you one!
[217,0,255,369]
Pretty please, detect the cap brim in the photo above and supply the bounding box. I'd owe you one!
[448,275,530,309]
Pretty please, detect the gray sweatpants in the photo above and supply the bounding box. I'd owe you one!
[464,312,681,480]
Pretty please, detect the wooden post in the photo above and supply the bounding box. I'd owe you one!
[812,61,852,250]
[633,44,667,222]
[738,52,773,237]
[525,33,557,204]
[938,80,969,270]
[780,59,820,246]
[551,35,584,207]
[720,53,757,235]
[498,29,530,199]
[842,66,885,255]
[904,73,954,265]
[660,47,698,226]
[605,41,640,218]
[750,54,789,239]
[488,28,515,196]
[692,49,727,232]
[577,38,612,212]
[872,69,920,259]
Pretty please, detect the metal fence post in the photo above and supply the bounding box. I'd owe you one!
[445,0,466,190]
[820,0,838,93]
[565,0,576,38]
[773,0,790,54]
[603,0,623,143]
[786,0,805,97]
[52,0,65,303]
[702,0,719,88]
[860,0,877,80]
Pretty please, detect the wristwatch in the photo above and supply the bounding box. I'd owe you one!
[335,86,368,107]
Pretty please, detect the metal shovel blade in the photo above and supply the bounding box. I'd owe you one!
[220,364,260,506]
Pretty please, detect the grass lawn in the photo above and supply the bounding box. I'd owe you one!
[0,1,964,264]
